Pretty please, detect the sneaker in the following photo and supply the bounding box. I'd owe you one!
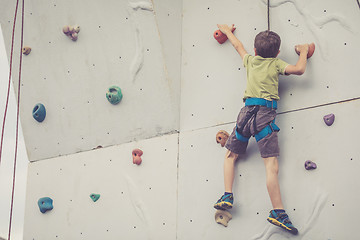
[267,209,298,235]
[214,193,233,210]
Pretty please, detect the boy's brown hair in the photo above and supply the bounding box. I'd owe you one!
[254,30,281,58]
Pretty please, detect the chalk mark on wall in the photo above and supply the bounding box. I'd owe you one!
[125,174,155,240]
[299,192,328,239]
[128,1,154,83]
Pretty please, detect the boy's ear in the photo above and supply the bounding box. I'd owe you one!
[276,50,280,57]
[254,48,257,56]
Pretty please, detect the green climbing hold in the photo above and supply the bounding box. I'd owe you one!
[106,86,123,105]
[90,193,100,202]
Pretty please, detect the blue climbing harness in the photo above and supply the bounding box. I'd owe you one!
[235,98,280,142]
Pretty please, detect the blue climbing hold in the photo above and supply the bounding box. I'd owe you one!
[32,103,46,122]
[106,86,123,105]
[38,197,53,213]
[90,193,101,202]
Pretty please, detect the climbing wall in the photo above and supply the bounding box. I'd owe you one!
[0,0,181,161]
[0,0,360,239]
[178,0,360,239]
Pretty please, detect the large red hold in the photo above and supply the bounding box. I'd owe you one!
[214,27,235,44]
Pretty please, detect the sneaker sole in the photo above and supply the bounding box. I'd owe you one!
[267,217,298,235]
[214,201,232,210]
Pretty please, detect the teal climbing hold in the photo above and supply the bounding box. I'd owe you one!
[32,103,46,122]
[106,86,123,105]
[90,193,100,202]
[38,197,53,213]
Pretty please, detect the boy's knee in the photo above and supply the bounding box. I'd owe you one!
[263,156,279,173]
[225,150,239,162]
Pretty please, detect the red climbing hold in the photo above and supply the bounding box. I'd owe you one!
[295,43,315,58]
[214,27,235,44]
[323,113,335,126]
[132,149,143,165]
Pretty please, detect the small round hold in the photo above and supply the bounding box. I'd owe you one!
[216,130,230,147]
[32,103,46,122]
[305,160,317,170]
[323,113,335,126]
[63,25,71,35]
[22,46,31,55]
[71,32,78,41]
[106,86,123,105]
[73,25,80,33]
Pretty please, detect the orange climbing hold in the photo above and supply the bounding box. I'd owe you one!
[215,209,232,227]
[295,42,315,58]
[214,26,235,44]
[216,130,229,147]
[22,46,31,55]
[132,149,143,165]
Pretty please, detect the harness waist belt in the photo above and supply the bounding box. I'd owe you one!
[245,98,277,109]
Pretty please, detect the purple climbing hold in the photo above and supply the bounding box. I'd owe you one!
[323,113,335,126]
[305,160,317,170]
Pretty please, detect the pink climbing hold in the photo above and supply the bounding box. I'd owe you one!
[214,26,235,44]
[132,149,143,165]
[323,113,335,126]
[63,25,80,41]
[305,160,317,170]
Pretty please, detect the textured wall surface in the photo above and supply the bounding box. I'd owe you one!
[0,0,182,161]
[0,0,359,239]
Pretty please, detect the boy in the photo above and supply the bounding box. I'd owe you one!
[213,24,309,235]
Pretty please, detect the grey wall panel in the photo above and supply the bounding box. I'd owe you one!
[178,99,360,239]
[23,133,178,239]
[0,0,181,161]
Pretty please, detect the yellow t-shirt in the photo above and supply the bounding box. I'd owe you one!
[243,54,289,101]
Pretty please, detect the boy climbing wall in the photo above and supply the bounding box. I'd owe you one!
[213,24,310,235]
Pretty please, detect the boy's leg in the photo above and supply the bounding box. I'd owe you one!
[263,156,284,209]
[214,150,238,210]
[263,156,298,235]
[224,150,239,193]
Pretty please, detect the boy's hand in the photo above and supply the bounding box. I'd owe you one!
[217,24,236,35]
[295,44,309,55]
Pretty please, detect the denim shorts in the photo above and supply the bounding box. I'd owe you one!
[225,105,279,158]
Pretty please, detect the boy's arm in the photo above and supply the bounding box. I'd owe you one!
[284,44,309,75]
[217,24,248,60]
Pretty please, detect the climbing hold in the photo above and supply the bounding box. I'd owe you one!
[63,25,70,35]
[132,148,143,165]
[38,197,53,213]
[106,86,123,105]
[73,25,80,33]
[323,113,335,126]
[295,42,315,58]
[22,46,31,55]
[32,103,46,122]
[90,193,101,202]
[214,26,235,44]
[216,130,229,147]
[63,25,80,41]
[71,32,78,41]
[215,209,232,227]
[305,160,317,170]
